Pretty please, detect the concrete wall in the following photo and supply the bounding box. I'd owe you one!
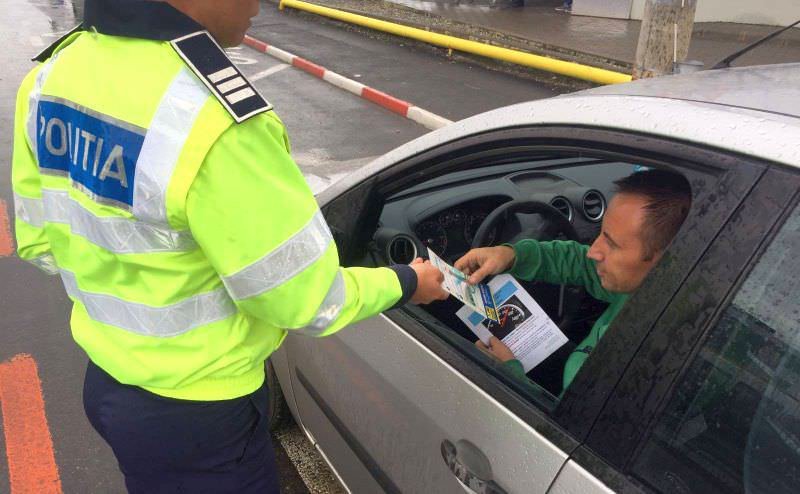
[576,0,800,26]
[572,0,632,19]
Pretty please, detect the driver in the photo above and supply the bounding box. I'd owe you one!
[455,169,691,394]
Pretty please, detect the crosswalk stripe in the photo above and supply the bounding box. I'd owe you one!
[249,64,291,82]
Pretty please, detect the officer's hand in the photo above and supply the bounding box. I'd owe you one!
[454,246,515,285]
[409,258,448,304]
[475,337,515,362]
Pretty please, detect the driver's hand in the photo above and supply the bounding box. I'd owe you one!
[454,246,516,285]
[409,258,449,304]
[475,337,516,362]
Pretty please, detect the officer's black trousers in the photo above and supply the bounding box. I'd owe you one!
[83,360,281,493]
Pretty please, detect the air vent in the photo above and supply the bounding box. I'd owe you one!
[549,197,573,222]
[387,235,418,265]
[582,190,606,222]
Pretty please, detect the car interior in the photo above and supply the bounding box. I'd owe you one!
[352,154,649,399]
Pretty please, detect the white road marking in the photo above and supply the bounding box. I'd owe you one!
[249,63,291,81]
[225,47,259,65]
[30,36,44,47]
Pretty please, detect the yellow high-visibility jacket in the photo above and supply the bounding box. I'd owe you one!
[12,23,410,400]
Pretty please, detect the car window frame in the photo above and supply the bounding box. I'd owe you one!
[321,125,767,452]
[572,164,800,492]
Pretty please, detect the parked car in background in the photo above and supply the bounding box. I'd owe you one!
[267,63,800,494]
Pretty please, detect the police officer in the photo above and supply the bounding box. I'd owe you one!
[11,0,448,491]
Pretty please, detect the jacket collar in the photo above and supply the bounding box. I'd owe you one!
[84,0,205,41]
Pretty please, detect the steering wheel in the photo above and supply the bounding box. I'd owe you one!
[472,200,579,246]
[471,200,584,332]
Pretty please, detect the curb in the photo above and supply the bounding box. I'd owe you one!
[243,35,453,131]
[267,0,632,74]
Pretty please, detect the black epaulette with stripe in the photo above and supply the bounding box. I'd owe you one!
[171,31,272,123]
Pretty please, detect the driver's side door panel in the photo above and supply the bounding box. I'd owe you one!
[284,313,571,493]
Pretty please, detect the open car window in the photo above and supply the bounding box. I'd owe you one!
[367,153,700,414]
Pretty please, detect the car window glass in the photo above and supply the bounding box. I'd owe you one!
[631,201,800,494]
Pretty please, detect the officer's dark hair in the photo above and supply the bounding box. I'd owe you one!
[613,169,692,261]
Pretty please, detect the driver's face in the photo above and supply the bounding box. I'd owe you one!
[586,193,661,294]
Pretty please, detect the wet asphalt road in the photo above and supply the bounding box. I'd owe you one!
[0,1,565,492]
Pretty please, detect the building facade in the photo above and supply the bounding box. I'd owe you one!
[573,0,800,27]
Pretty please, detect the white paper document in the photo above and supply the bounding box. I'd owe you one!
[428,249,499,321]
[456,274,568,373]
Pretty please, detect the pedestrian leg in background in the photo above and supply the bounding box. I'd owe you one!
[82,361,281,494]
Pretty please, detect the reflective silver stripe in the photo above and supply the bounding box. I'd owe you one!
[222,210,333,300]
[37,189,196,253]
[14,189,196,253]
[294,271,345,337]
[28,253,59,275]
[27,55,60,159]
[133,68,209,226]
[14,192,45,227]
[38,168,68,178]
[59,270,237,337]
[41,189,70,223]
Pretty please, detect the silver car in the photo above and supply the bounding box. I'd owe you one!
[267,63,800,494]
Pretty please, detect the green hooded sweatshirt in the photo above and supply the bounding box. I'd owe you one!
[500,240,628,395]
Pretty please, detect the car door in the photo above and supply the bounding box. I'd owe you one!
[548,164,800,493]
[282,126,764,493]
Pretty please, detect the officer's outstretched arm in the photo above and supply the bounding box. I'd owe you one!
[186,112,415,337]
[12,66,58,275]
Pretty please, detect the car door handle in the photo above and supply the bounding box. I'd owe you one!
[441,439,508,494]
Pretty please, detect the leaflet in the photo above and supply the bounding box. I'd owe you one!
[427,249,499,322]
[456,274,568,373]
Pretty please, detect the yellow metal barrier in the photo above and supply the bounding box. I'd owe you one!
[279,0,632,85]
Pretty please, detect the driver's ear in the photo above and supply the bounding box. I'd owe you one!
[642,248,664,265]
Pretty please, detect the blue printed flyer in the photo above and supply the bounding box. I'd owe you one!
[456,274,568,372]
[427,249,499,322]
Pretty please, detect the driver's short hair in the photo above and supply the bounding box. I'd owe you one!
[613,169,692,260]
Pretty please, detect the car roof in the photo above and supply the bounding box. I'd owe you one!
[318,65,800,203]
[580,63,800,119]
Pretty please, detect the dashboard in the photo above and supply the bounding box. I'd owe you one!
[413,197,504,258]
[375,160,636,265]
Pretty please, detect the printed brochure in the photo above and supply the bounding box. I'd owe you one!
[456,274,568,373]
[427,249,499,322]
